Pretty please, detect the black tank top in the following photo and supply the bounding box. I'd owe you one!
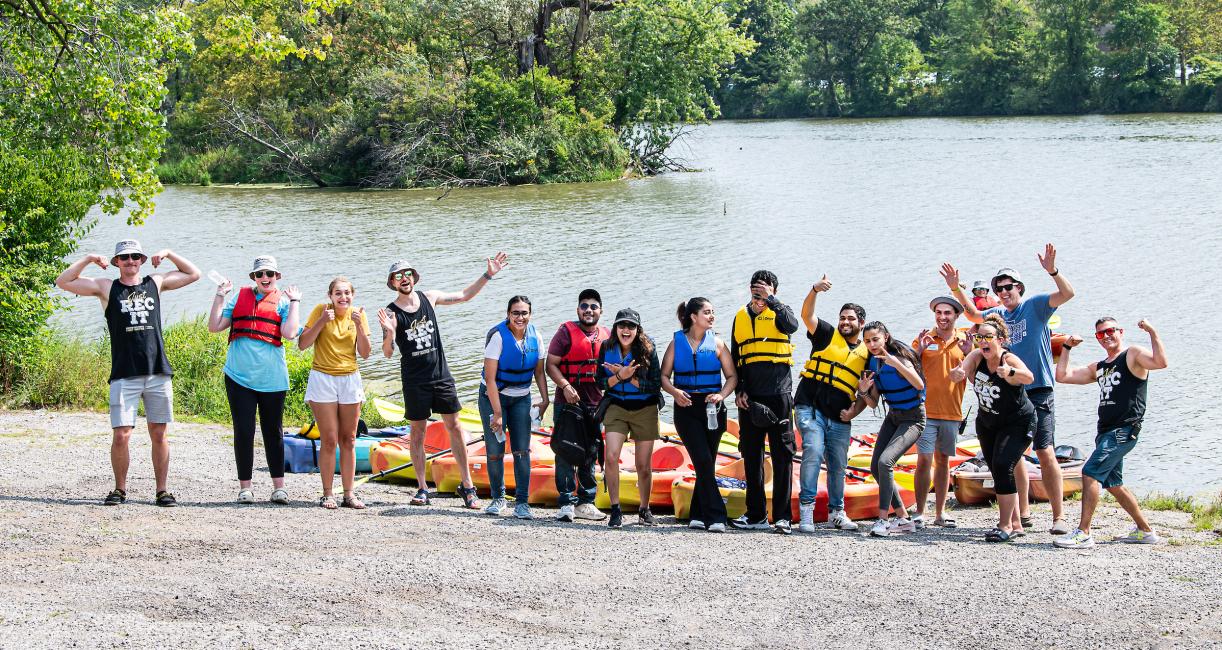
[971,352,1033,427]
[387,292,451,385]
[105,276,173,382]
[1096,349,1147,433]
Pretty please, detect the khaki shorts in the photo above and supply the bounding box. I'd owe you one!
[109,374,174,428]
[603,403,660,441]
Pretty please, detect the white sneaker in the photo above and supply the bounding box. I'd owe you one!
[237,489,255,504]
[1053,529,1095,549]
[911,514,926,529]
[1118,528,1162,545]
[798,502,815,533]
[708,522,726,533]
[574,503,607,521]
[829,510,857,531]
[688,519,706,530]
[889,518,917,534]
[556,504,575,522]
[870,519,890,537]
[269,488,289,504]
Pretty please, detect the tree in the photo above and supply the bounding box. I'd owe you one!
[936,0,1038,114]
[1034,0,1102,113]
[1099,0,1178,111]
[717,0,800,118]
[1160,0,1222,84]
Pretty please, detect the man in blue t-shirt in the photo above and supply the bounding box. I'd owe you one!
[939,244,1076,535]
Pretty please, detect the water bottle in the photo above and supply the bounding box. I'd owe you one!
[706,400,718,430]
[207,269,227,286]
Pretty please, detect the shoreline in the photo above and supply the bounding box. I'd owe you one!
[1,409,1220,647]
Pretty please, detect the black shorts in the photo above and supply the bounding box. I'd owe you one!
[403,380,462,422]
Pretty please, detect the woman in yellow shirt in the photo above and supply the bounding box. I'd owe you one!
[299,277,372,509]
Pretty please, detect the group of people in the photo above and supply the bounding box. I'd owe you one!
[57,240,1168,547]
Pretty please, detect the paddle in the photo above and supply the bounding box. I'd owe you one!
[351,436,484,488]
[660,434,742,461]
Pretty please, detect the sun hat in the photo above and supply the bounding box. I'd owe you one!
[386,260,420,289]
[249,256,280,278]
[613,308,641,327]
[971,280,989,292]
[990,267,1025,295]
[929,296,963,314]
[111,240,145,264]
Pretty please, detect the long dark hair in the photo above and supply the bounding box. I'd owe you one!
[676,297,711,331]
[862,321,922,375]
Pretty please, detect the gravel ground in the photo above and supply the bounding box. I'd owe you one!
[1,409,1220,649]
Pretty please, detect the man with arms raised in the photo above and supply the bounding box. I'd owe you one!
[1053,318,1167,549]
[376,253,508,509]
[941,244,1075,535]
[56,240,200,506]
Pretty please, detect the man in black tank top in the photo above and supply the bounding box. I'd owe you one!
[375,253,508,509]
[55,240,200,507]
[1053,317,1168,549]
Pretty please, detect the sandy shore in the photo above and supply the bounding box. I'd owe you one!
[1,409,1219,649]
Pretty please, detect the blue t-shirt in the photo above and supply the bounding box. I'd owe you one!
[222,292,292,392]
[984,293,1057,390]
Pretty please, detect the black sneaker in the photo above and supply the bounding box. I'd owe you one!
[728,515,770,530]
[638,508,657,527]
[609,505,623,529]
[773,519,793,535]
[155,490,177,507]
[103,489,126,506]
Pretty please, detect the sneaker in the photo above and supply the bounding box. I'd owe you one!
[484,497,507,515]
[575,503,607,521]
[708,522,726,533]
[798,502,815,533]
[688,519,706,530]
[556,504,575,522]
[1053,529,1095,549]
[888,518,917,534]
[409,489,431,506]
[829,510,857,531]
[269,488,289,504]
[236,489,255,504]
[911,514,926,530]
[773,519,793,535]
[513,502,533,520]
[638,509,656,527]
[609,506,623,529]
[103,489,126,506]
[1049,518,1072,535]
[458,486,482,510]
[870,519,891,537]
[1118,528,1162,545]
[728,515,770,530]
[155,491,177,507]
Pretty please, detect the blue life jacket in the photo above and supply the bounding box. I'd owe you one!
[869,355,925,410]
[672,329,722,394]
[483,321,539,390]
[604,345,652,402]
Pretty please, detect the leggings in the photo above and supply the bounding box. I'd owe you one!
[870,406,925,514]
[674,397,728,525]
[225,375,287,481]
[976,411,1036,495]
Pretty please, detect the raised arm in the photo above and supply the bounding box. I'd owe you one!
[55,254,112,302]
[298,305,328,350]
[1038,243,1075,309]
[1055,335,1097,385]
[998,352,1035,386]
[1130,319,1168,371]
[950,349,982,384]
[354,308,372,359]
[941,262,983,324]
[148,249,201,292]
[207,279,234,333]
[376,308,396,358]
[886,355,924,391]
[281,286,302,340]
[801,274,832,333]
[425,252,508,306]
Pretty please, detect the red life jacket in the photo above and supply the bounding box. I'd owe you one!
[229,287,283,347]
[557,320,609,385]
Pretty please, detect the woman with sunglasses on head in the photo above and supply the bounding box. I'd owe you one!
[479,296,549,519]
[299,277,372,510]
[950,314,1036,542]
[854,321,926,537]
[597,309,664,528]
[208,256,301,504]
[662,298,738,533]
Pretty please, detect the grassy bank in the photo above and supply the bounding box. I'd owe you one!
[5,317,391,430]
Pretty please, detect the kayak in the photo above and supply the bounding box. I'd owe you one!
[593,441,737,511]
[1027,458,1085,501]
[430,435,556,494]
[951,457,1085,505]
[367,421,455,482]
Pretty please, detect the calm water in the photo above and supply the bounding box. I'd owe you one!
[64,114,1222,494]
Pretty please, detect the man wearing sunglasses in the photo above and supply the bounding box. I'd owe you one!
[376,252,508,509]
[940,243,1076,535]
[1053,318,1167,549]
[55,240,201,507]
[545,289,611,522]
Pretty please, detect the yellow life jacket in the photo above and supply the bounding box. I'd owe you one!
[800,328,869,398]
[732,306,794,367]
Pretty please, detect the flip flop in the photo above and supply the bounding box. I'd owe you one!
[933,516,957,528]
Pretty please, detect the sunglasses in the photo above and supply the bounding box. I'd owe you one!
[1095,327,1122,340]
[509,310,530,317]
[115,253,142,261]
[617,323,639,330]
[994,283,1018,293]
[391,271,414,281]
[973,333,997,341]
[578,303,601,311]
[252,270,276,279]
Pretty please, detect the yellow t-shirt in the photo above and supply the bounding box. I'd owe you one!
[306,303,369,376]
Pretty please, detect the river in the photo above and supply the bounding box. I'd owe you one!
[64,114,1222,494]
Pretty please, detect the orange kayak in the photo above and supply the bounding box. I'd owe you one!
[429,436,556,494]
[594,441,736,511]
[367,421,454,483]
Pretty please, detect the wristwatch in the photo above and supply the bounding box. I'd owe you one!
[1007,367,1016,377]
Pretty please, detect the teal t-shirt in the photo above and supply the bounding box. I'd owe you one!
[222,291,292,392]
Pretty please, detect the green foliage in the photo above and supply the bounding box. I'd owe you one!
[1138,491,1197,512]
[1099,1,1179,111]
[1193,494,1222,532]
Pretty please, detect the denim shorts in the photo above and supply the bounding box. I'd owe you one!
[1027,387,1056,450]
[1082,424,1140,489]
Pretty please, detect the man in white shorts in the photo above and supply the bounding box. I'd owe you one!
[56,240,200,506]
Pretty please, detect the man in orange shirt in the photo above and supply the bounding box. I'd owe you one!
[912,296,973,527]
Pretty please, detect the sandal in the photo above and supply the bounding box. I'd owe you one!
[1020,515,1034,529]
[155,491,177,507]
[985,528,1012,543]
[103,488,127,506]
[410,489,431,506]
[933,516,957,528]
[458,486,482,510]
[319,495,338,510]
[341,494,366,510]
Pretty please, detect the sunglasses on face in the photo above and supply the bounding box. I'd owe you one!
[509,310,530,317]
[1095,327,1122,340]
[617,323,638,331]
[994,283,1018,293]
[973,333,997,341]
[252,270,276,279]
[391,271,414,281]
[578,303,601,311]
[116,254,141,261]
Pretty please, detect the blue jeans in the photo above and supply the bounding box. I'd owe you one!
[478,386,532,502]
[796,405,852,510]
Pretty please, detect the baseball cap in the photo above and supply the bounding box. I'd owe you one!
[613,308,641,327]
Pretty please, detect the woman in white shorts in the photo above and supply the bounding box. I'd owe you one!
[299,277,372,509]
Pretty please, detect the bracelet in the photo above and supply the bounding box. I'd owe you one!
[1049,268,1059,277]
[482,271,493,280]
[290,299,300,303]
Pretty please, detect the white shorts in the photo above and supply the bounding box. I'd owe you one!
[305,369,365,405]
[109,374,174,428]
